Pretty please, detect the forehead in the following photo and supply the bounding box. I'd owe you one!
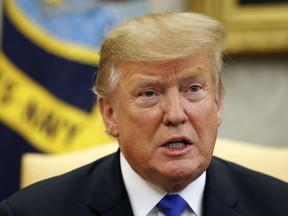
[117,53,212,83]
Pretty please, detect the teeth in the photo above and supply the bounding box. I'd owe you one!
[166,142,186,149]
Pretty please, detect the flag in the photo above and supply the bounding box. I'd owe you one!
[0,0,150,200]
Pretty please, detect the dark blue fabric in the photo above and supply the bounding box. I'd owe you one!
[0,124,38,201]
[2,9,97,112]
[1,156,288,215]
[157,194,188,216]
[0,3,98,201]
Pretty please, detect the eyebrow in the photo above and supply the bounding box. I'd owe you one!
[177,69,208,82]
[129,68,208,89]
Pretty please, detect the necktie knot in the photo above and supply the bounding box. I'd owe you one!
[156,194,188,216]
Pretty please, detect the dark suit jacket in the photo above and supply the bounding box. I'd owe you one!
[1,150,288,216]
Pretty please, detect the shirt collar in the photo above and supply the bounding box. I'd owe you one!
[120,153,206,216]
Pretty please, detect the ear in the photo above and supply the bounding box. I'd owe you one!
[216,98,224,127]
[97,97,119,137]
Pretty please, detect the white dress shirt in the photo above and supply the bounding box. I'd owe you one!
[120,153,206,216]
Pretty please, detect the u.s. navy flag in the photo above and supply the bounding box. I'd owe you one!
[0,0,150,200]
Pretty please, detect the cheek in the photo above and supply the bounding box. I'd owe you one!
[119,105,161,134]
[190,99,219,125]
[190,101,219,150]
[117,110,157,154]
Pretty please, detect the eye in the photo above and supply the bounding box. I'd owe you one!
[183,83,205,102]
[136,90,159,107]
[141,91,156,97]
[189,85,202,92]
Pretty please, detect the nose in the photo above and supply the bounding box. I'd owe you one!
[162,90,188,126]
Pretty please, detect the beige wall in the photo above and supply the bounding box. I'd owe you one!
[219,55,288,147]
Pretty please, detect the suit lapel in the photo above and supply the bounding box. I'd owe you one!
[84,153,244,216]
[86,150,134,216]
[203,157,243,216]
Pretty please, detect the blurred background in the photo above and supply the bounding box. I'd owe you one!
[0,0,287,201]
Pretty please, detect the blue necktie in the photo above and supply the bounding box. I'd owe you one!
[156,194,188,216]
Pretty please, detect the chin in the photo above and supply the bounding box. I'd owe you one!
[160,173,197,192]
[170,158,207,176]
[158,166,201,189]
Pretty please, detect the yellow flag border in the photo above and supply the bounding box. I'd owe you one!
[6,0,100,66]
[0,53,112,153]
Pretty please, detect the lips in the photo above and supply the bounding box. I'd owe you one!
[166,141,188,149]
[163,137,192,149]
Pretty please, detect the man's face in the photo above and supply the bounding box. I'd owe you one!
[99,53,223,192]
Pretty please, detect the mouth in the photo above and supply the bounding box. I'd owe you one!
[163,138,192,150]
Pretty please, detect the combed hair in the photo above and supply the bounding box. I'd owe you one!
[94,12,227,99]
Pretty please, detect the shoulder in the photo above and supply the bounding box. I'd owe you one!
[209,156,288,191]
[204,157,288,215]
[207,157,288,211]
[0,152,119,216]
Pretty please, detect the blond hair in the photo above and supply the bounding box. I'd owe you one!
[94,12,227,99]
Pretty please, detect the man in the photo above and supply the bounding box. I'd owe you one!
[1,12,288,216]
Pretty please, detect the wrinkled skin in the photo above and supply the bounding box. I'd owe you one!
[98,53,223,192]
